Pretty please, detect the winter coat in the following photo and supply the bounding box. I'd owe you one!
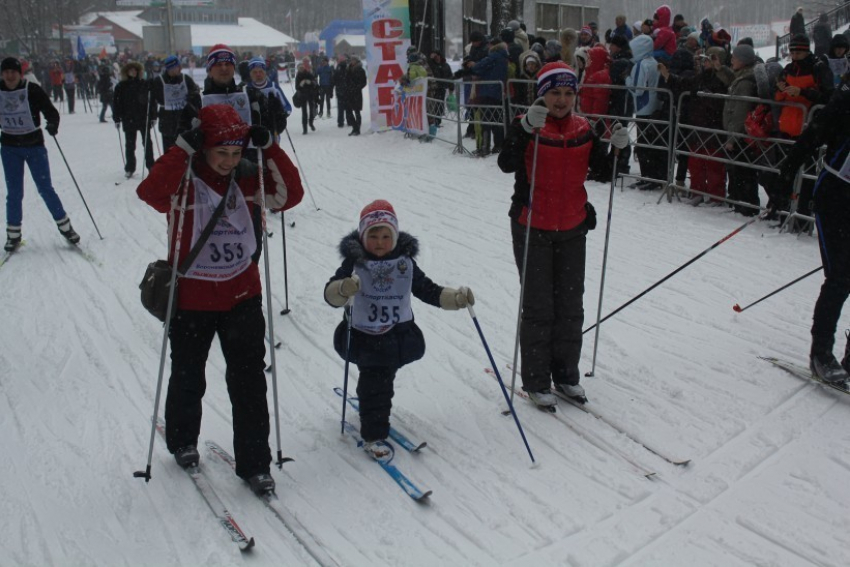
[498,112,610,230]
[514,28,530,52]
[560,28,578,68]
[295,69,319,104]
[516,49,542,107]
[0,79,59,148]
[611,24,633,42]
[316,63,334,88]
[136,143,304,312]
[344,61,367,111]
[672,62,732,149]
[652,5,678,58]
[469,43,509,102]
[579,46,612,117]
[723,64,759,140]
[113,62,157,131]
[244,80,288,135]
[813,16,832,58]
[776,54,834,137]
[790,12,806,37]
[151,72,200,138]
[96,70,114,105]
[824,34,850,85]
[427,55,454,100]
[327,231,444,368]
[627,35,660,116]
[608,52,634,119]
[334,61,348,101]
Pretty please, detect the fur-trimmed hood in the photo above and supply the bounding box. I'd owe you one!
[339,230,419,263]
[120,61,144,81]
[560,28,578,67]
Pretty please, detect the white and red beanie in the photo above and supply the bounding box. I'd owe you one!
[206,44,236,72]
[536,62,578,98]
[198,104,249,149]
[359,200,399,250]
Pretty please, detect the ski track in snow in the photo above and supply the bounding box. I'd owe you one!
[1,93,849,566]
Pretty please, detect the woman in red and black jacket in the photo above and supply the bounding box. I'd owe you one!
[497,62,628,410]
[136,104,303,495]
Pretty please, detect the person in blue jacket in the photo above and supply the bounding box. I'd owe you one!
[324,200,474,459]
[459,37,509,155]
[316,56,334,118]
[626,34,665,189]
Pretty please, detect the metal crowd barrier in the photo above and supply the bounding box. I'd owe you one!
[424,78,466,153]
[670,91,816,232]
[457,79,507,156]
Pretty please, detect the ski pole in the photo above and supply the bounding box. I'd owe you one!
[257,148,292,469]
[279,212,291,315]
[583,214,764,335]
[153,128,162,158]
[733,266,823,313]
[133,162,191,482]
[509,129,540,405]
[51,136,104,240]
[117,125,126,168]
[340,297,354,435]
[586,149,620,378]
[284,129,320,211]
[141,90,152,180]
[467,301,536,464]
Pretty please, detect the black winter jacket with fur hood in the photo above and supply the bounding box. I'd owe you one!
[326,231,444,368]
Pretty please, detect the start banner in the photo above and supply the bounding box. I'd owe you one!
[363,0,411,132]
[391,78,429,136]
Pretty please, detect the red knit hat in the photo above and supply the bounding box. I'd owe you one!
[197,104,249,149]
[536,62,578,97]
[359,200,399,250]
[206,44,236,72]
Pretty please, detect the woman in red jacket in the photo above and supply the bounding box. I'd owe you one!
[137,104,303,495]
[497,62,628,410]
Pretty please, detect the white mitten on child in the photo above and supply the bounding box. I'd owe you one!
[440,286,475,310]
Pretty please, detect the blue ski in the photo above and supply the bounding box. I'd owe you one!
[333,387,427,452]
[341,421,432,502]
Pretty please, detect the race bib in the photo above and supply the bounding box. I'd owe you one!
[0,86,37,135]
[184,177,257,281]
[202,91,252,125]
[826,151,850,184]
[351,257,414,335]
[162,77,188,111]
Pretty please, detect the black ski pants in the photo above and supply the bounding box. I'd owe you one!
[811,174,850,357]
[356,366,398,442]
[123,126,154,174]
[511,219,587,392]
[165,296,271,480]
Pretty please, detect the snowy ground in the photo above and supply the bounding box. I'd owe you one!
[1,86,849,567]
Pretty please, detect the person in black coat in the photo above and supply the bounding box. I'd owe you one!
[113,61,156,177]
[150,55,200,152]
[323,200,473,458]
[776,78,850,384]
[427,50,454,126]
[96,64,114,123]
[344,56,367,136]
[294,58,318,134]
[334,55,350,128]
[812,13,832,59]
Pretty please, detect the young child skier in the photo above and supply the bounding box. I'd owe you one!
[324,200,475,459]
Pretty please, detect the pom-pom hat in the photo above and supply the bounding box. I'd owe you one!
[163,55,180,70]
[206,44,236,72]
[536,62,579,98]
[197,104,249,149]
[359,200,399,250]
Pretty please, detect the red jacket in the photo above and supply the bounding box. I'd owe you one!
[652,5,677,57]
[137,143,304,311]
[519,113,593,231]
[579,45,612,117]
[49,67,64,87]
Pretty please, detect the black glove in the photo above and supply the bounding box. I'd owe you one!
[584,202,597,230]
[249,125,272,149]
[45,123,58,137]
[114,120,121,130]
[175,128,205,156]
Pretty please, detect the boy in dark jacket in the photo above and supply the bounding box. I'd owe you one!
[324,200,474,459]
[113,61,157,177]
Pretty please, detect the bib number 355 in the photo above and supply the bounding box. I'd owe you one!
[367,303,400,324]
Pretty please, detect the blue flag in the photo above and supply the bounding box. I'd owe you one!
[76,35,86,61]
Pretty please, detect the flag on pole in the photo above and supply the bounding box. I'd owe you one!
[76,35,86,61]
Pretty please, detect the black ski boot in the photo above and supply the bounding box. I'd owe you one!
[248,473,275,495]
[4,226,21,252]
[56,217,80,244]
[174,445,200,468]
[810,351,850,384]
